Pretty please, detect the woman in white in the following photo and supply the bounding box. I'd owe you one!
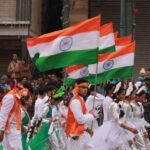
[90,83,138,150]
[119,82,138,150]
[131,86,150,150]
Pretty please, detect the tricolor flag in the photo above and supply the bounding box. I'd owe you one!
[66,65,89,79]
[88,42,136,83]
[65,65,89,86]
[27,16,100,72]
[99,22,116,54]
[115,35,132,50]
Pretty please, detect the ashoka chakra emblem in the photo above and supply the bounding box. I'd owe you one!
[59,37,73,51]
[103,60,114,70]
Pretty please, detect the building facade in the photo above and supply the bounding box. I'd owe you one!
[88,0,150,77]
[0,0,149,77]
[0,0,31,76]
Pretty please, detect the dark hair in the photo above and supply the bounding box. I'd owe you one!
[105,83,115,95]
[23,82,33,93]
[89,85,95,92]
[113,87,124,99]
[136,90,146,97]
[47,80,61,88]
[38,87,47,95]
[45,85,57,92]
[145,78,150,81]
[0,87,4,94]
[76,78,88,85]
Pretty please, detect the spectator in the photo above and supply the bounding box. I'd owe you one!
[0,75,10,92]
[137,67,146,82]
[20,59,32,79]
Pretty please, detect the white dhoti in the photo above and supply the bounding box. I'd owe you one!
[2,126,22,150]
[67,132,92,150]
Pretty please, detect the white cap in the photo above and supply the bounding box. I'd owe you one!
[135,81,142,91]
[125,82,133,96]
[113,82,122,94]
[136,86,147,95]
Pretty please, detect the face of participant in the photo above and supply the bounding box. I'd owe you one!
[136,93,146,103]
[26,96,33,107]
[78,83,89,97]
[130,91,136,100]
[12,54,18,61]
[117,91,125,101]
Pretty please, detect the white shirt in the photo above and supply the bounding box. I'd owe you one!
[0,94,20,133]
[70,97,94,125]
[31,97,43,125]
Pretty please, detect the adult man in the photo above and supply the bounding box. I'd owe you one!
[8,53,21,79]
[66,79,95,150]
[0,82,33,150]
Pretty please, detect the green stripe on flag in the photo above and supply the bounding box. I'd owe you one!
[99,45,116,54]
[88,66,134,84]
[34,48,98,72]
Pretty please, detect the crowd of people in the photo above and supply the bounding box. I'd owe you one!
[0,54,150,150]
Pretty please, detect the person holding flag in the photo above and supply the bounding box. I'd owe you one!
[66,79,95,150]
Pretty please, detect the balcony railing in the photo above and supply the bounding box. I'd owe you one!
[0,0,31,36]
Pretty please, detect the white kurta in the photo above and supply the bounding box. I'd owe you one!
[0,94,22,150]
[67,97,95,150]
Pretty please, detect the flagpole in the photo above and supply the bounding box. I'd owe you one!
[62,67,68,87]
[91,51,99,130]
[91,16,100,129]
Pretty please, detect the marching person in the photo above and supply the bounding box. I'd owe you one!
[0,81,33,150]
[66,79,95,150]
[90,82,138,150]
[21,94,33,150]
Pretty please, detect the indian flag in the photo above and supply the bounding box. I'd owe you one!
[115,35,132,50]
[66,65,89,79]
[99,22,116,54]
[65,65,89,86]
[88,42,135,83]
[27,16,100,72]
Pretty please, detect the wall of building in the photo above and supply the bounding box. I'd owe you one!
[69,0,88,25]
[30,0,42,36]
[0,0,16,21]
[0,0,31,76]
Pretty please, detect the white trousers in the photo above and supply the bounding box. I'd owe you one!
[2,127,22,150]
[67,132,92,150]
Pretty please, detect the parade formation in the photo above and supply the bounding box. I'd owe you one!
[0,15,150,150]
